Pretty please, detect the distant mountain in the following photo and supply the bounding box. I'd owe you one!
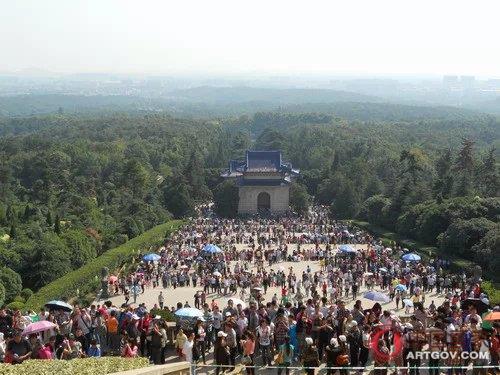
[168,86,381,104]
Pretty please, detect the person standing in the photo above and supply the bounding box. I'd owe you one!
[225,323,237,371]
[214,331,230,375]
[182,333,195,363]
[241,330,256,375]
[277,335,294,375]
[257,319,272,366]
[158,292,164,309]
[347,322,362,369]
[302,337,319,375]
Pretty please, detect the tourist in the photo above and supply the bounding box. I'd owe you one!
[5,330,32,364]
[276,335,293,375]
[175,328,187,358]
[214,331,230,375]
[122,337,138,358]
[87,339,101,357]
[256,318,272,366]
[182,333,195,363]
[302,337,319,375]
[241,330,256,375]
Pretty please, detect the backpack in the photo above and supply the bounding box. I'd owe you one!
[337,354,349,366]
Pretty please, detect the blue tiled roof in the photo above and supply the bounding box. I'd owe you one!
[221,150,299,178]
[246,151,281,172]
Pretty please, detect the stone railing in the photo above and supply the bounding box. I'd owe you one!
[109,362,191,375]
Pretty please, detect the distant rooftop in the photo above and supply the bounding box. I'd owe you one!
[221,150,299,179]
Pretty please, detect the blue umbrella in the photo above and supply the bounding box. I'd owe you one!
[401,253,421,262]
[363,291,390,303]
[174,307,204,319]
[143,253,161,262]
[45,300,73,312]
[202,244,222,254]
[395,284,408,292]
[339,245,356,253]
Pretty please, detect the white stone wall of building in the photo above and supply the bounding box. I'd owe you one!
[238,185,290,214]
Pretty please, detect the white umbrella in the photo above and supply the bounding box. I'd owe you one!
[213,271,222,277]
[364,272,374,276]
[403,299,414,307]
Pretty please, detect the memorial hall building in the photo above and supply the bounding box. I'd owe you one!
[221,150,299,215]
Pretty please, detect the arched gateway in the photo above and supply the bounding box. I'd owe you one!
[257,192,271,211]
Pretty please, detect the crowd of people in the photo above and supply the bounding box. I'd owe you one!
[0,207,498,375]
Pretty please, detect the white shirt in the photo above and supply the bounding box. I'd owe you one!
[182,340,194,362]
[257,325,271,346]
[237,317,248,334]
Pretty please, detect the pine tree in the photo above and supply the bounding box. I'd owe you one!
[454,138,475,196]
[479,148,499,197]
[54,214,61,234]
[9,224,16,238]
[46,211,53,226]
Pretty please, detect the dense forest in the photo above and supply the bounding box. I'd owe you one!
[0,104,499,307]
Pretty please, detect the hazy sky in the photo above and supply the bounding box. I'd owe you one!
[2,0,499,77]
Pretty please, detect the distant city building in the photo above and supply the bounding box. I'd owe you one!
[443,75,459,90]
[443,75,476,91]
[460,75,476,90]
[221,151,299,215]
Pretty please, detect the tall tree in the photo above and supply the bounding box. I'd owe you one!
[213,180,240,218]
[433,149,454,199]
[454,138,475,196]
[478,148,499,197]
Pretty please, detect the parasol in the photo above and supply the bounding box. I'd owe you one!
[401,253,421,262]
[363,291,390,303]
[22,320,57,336]
[174,307,204,319]
[202,244,223,254]
[45,300,73,312]
[143,253,161,262]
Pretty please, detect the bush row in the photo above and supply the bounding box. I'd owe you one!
[0,357,149,375]
[25,220,183,310]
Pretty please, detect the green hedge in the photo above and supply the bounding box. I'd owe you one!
[0,357,149,375]
[482,281,500,306]
[25,220,183,310]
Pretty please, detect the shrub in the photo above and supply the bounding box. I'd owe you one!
[25,220,183,310]
[0,357,149,375]
[150,308,176,322]
[481,281,500,306]
[6,301,25,311]
[13,295,26,303]
[20,288,33,301]
[0,267,22,303]
[0,283,5,307]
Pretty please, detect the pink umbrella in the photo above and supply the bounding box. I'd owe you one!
[109,275,118,283]
[22,320,57,336]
